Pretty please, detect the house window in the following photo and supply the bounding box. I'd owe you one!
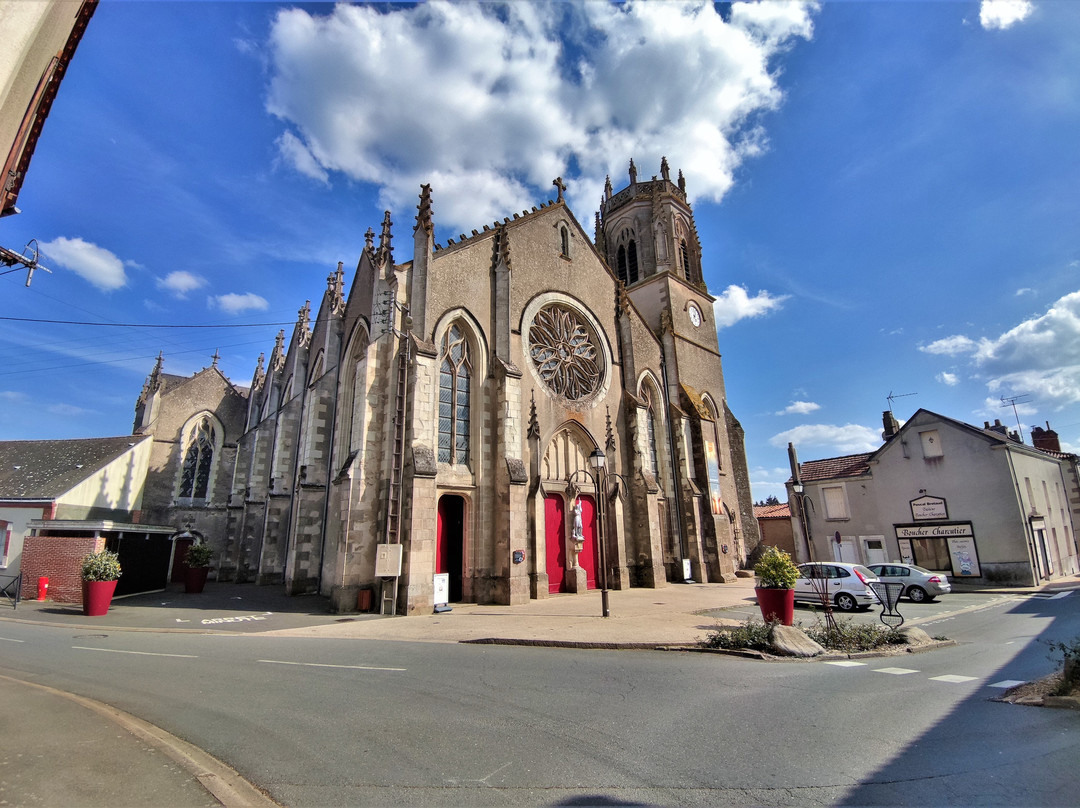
[179,417,215,499]
[438,324,471,465]
[919,429,943,458]
[822,486,849,519]
[0,521,10,567]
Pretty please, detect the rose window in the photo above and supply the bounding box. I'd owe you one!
[528,305,601,401]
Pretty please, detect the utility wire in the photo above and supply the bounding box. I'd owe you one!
[0,316,295,328]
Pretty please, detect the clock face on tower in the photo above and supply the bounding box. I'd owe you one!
[688,303,702,327]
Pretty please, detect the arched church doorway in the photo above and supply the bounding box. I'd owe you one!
[436,494,465,602]
[545,494,566,593]
[576,494,599,589]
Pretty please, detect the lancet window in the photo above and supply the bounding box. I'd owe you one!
[439,324,471,465]
[179,416,215,499]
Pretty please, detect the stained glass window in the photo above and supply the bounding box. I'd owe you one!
[179,417,215,499]
[528,305,601,401]
[439,325,470,465]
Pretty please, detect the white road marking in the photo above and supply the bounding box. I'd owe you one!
[930,674,977,683]
[258,659,405,672]
[73,646,198,658]
[873,667,919,675]
[988,680,1027,689]
[0,636,26,643]
[824,660,867,667]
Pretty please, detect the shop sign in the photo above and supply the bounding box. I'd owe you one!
[910,494,947,520]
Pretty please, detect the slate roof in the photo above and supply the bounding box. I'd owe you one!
[0,435,149,499]
[754,503,791,519]
[797,453,873,482]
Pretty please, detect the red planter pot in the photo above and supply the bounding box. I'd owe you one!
[82,580,118,617]
[755,587,795,626]
[185,567,210,594]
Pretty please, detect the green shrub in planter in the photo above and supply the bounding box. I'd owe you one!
[81,549,122,582]
[753,545,798,589]
[184,542,214,568]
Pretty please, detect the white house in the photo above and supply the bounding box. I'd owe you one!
[787,409,1080,586]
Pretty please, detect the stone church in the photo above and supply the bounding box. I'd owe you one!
[139,160,760,615]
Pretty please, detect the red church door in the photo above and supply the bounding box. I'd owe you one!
[545,495,566,593]
[577,495,599,589]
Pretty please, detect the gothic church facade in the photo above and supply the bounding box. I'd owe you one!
[212,161,759,614]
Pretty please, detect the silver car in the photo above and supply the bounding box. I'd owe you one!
[794,562,881,612]
[867,563,951,602]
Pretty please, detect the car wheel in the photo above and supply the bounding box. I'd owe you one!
[835,593,857,612]
[907,586,928,603]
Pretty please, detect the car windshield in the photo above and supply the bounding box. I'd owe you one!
[854,565,877,579]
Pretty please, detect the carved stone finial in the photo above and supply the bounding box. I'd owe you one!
[678,169,686,194]
[553,176,566,202]
[628,158,638,184]
[252,352,266,391]
[606,406,616,453]
[604,175,612,199]
[364,227,375,251]
[416,184,434,234]
[378,211,393,259]
[527,390,540,441]
[328,262,345,315]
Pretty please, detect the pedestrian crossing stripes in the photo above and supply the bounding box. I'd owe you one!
[823,660,1024,688]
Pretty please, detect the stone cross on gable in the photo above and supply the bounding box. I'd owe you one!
[211,349,220,368]
[552,176,566,202]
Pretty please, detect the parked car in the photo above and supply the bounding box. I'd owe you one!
[794,562,881,612]
[867,563,951,602]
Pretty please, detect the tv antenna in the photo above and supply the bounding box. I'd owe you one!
[886,391,917,412]
[1001,394,1032,442]
[0,239,51,287]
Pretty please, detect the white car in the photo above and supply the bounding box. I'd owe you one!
[867,563,951,602]
[794,562,881,612]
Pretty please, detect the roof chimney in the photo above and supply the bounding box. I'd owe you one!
[1031,422,1061,453]
[882,411,900,440]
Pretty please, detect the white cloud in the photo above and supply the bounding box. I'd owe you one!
[1015,287,1034,296]
[918,291,1080,410]
[265,0,817,231]
[157,271,207,298]
[39,237,128,291]
[937,372,959,386]
[0,391,27,402]
[768,423,881,454]
[211,292,270,314]
[712,284,789,328]
[919,334,979,355]
[777,400,820,416]
[980,0,1034,30]
[48,403,91,417]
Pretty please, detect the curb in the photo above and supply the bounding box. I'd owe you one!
[0,674,281,808]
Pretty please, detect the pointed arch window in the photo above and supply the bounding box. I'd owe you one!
[439,324,471,465]
[560,225,570,258]
[680,239,691,282]
[179,417,215,499]
[643,387,660,477]
[627,240,639,284]
[616,245,628,286]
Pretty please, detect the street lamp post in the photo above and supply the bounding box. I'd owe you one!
[568,448,613,618]
[589,448,610,619]
[791,483,836,630]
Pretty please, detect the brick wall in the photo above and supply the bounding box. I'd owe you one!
[20,536,104,603]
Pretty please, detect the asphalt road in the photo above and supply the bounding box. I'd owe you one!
[1,591,1077,806]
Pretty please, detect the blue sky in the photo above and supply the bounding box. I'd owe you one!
[2,0,1078,502]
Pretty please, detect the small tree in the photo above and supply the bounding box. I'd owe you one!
[81,550,122,582]
[753,546,799,589]
[184,542,214,569]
